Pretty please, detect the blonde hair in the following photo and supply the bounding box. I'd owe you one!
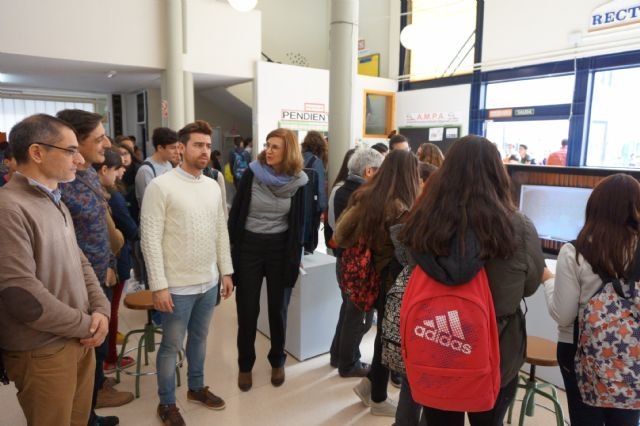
[258,128,304,175]
[418,143,445,167]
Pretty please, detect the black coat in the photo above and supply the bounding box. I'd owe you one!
[228,169,305,288]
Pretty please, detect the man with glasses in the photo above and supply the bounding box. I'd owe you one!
[0,114,111,426]
[57,109,133,426]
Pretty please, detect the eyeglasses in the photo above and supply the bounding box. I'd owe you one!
[34,142,80,156]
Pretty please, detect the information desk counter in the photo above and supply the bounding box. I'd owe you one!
[257,251,341,361]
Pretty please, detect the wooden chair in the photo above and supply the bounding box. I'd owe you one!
[115,290,183,398]
[507,336,565,426]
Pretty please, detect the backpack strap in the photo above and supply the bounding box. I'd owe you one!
[142,160,157,177]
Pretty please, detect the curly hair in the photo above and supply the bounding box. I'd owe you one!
[301,131,328,166]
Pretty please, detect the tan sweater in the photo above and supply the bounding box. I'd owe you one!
[0,174,110,352]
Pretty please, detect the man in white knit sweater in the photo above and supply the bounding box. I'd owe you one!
[140,120,234,426]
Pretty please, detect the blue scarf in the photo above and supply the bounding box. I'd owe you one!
[249,160,293,187]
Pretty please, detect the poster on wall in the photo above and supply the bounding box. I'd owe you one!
[358,54,380,77]
[445,127,459,139]
[429,127,444,142]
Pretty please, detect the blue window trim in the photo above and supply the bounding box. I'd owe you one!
[470,49,640,167]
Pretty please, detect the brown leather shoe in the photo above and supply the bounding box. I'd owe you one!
[96,381,134,408]
[187,386,225,410]
[157,404,185,426]
[238,371,252,392]
[271,367,285,387]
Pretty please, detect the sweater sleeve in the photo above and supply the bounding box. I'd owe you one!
[0,209,95,339]
[215,187,234,276]
[543,243,582,327]
[109,191,138,240]
[521,214,545,297]
[140,181,169,291]
[314,159,327,211]
[81,250,111,319]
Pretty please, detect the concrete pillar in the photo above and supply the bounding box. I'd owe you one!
[328,0,358,186]
[165,0,185,130]
[184,71,195,123]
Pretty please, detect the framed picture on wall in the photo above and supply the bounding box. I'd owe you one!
[363,90,395,138]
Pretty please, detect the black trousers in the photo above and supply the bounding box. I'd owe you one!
[235,231,292,372]
[557,342,640,426]
[369,288,390,403]
[330,260,374,373]
[421,375,518,426]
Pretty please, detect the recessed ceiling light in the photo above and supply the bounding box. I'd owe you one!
[107,70,117,79]
[227,0,257,12]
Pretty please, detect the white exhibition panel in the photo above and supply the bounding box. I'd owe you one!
[256,251,341,361]
[254,61,397,149]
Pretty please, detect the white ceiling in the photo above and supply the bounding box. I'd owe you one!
[0,52,251,95]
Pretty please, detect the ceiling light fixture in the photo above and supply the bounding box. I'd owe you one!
[107,70,117,79]
[400,24,420,50]
[227,0,257,13]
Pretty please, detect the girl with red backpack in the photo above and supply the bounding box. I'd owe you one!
[334,149,421,418]
[398,135,545,426]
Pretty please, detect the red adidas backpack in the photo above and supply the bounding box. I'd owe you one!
[400,265,500,412]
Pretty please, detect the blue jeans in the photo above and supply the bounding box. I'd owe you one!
[157,285,217,405]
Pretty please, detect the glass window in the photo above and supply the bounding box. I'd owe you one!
[486,119,569,165]
[0,97,95,134]
[586,66,640,168]
[485,75,575,109]
[408,0,476,82]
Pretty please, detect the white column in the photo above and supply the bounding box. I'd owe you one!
[165,0,185,130]
[328,0,358,185]
[184,71,195,124]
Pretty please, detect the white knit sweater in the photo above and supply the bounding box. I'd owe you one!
[140,168,233,291]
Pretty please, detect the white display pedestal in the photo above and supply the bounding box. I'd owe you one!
[257,251,341,361]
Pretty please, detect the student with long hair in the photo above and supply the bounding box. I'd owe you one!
[94,149,138,375]
[335,149,421,417]
[399,135,544,425]
[228,128,308,392]
[542,174,640,426]
[416,143,444,168]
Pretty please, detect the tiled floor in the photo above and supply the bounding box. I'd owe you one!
[1,291,569,426]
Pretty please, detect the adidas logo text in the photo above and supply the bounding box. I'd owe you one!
[414,310,472,355]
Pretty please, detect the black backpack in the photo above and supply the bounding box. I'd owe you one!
[302,156,321,253]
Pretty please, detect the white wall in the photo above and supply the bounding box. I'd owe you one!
[0,0,260,80]
[255,61,398,153]
[482,0,640,69]
[358,0,391,78]
[396,84,471,136]
[0,0,164,68]
[184,0,260,78]
[257,0,330,68]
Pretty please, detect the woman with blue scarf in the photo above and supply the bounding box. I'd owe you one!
[228,128,308,393]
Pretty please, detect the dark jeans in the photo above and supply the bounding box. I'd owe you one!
[422,374,518,426]
[368,289,390,403]
[330,261,374,373]
[396,375,427,426]
[557,342,640,426]
[235,231,292,372]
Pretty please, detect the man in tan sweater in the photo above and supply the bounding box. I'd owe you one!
[141,120,233,426]
[0,114,110,426]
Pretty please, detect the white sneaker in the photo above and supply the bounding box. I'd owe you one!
[370,398,398,417]
[353,377,372,407]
